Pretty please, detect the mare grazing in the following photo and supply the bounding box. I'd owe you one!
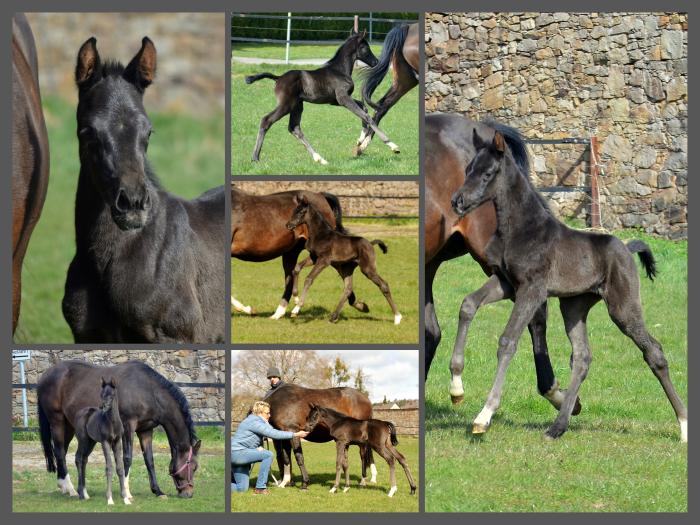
[74,378,129,505]
[356,23,419,155]
[265,384,377,489]
[450,129,688,441]
[286,196,402,324]
[245,29,400,164]
[305,406,416,497]
[231,187,350,319]
[425,113,578,417]
[38,360,202,499]
[62,37,225,343]
[12,14,50,334]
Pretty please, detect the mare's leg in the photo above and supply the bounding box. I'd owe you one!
[52,418,78,496]
[386,442,416,495]
[291,436,310,490]
[606,289,688,442]
[75,437,95,500]
[138,429,164,498]
[252,104,291,161]
[291,259,330,317]
[270,246,305,320]
[529,302,583,415]
[231,296,254,315]
[329,266,354,323]
[330,441,345,493]
[288,102,328,164]
[425,260,442,378]
[472,285,548,433]
[122,422,139,499]
[276,440,293,488]
[449,274,513,404]
[113,440,130,504]
[545,295,599,439]
[102,441,114,505]
[359,261,402,325]
[335,90,400,153]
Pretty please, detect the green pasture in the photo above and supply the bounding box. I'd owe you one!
[231,436,419,513]
[13,427,225,512]
[231,220,419,344]
[14,96,224,344]
[425,231,687,512]
[231,45,419,175]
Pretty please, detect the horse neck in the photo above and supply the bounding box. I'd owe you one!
[328,41,357,75]
[105,396,123,433]
[158,396,193,453]
[305,206,333,243]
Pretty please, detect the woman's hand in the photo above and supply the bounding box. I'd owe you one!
[294,430,309,439]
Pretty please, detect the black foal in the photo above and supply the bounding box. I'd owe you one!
[305,406,416,497]
[450,129,687,442]
[245,29,400,164]
[74,378,130,505]
[285,195,402,324]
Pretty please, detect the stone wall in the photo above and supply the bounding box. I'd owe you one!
[372,408,420,436]
[426,12,687,238]
[12,350,225,426]
[234,181,419,217]
[25,13,225,117]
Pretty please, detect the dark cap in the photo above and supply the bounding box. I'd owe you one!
[266,366,281,379]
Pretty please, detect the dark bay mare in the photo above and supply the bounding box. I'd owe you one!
[231,187,347,319]
[451,129,688,441]
[425,113,578,416]
[38,360,202,499]
[62,37,225,343]
[74,377,129,505]
[245,29,400,164]
[286,197,402,324]
[264,384,377,489]
[356,23,419,155]
[305,406,416,497]
[12,14,49,334]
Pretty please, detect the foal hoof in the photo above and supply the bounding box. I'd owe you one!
[329,487,337,494]
[353,302,369,313]
[471,422,490,435]
[450,394,464,405]
[124,498,132,505]
[158,494,168,500]
[329,315,340,323]
[572,396,583,416]
[544,427,564,441]
[343,487,350,493]
[300,485,308,491]
[352,146,363,157]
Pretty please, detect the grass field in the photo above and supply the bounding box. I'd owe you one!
[232,220,419,344]
[425,231,687,512]
[13,427,225,512]
[14,96,224,344]
[231,44,419,175]
[231,436,419,512]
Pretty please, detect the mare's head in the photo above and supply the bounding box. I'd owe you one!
[99,376,117,412]
[451,129,507,217]
[349,29,378,67]
[286,194,311,230]
[170,438,201,499]
[75,37,158,231]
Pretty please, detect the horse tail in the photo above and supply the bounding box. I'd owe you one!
[371,239,388,254]
[321,192,348,234]
[626,240,657,281]
[486,119,530,178]
[362,24,409,111]
[38,401,56,473]
[387,421,399,446]
[245,72,280,84]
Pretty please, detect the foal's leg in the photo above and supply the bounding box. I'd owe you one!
[375,446,398,497]
[606,291,688,442]
[449,274,513,404]
[291,259,330,317]
[472,285,548,433]
[342,445,351,493]
[386,442,416,495]
[329,267,354,323]
[288,102,328,165]
[252,104,291,161]
[231,296,254,315]
[113,440,130,504]
[291,256,314,305]
[101,441,115,505]
[330,441,345,493]
[360,262,402,325]
[335,90,400,154]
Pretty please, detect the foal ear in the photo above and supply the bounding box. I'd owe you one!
[124,37,157,92]
[492,132,506,154]
[109,377,117,388]
[192,439,202,454]
[360,29,367,39]
[101,376,107,387]
[75,37,101,89]
[472,128,488,151]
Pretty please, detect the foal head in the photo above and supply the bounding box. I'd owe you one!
[305,405,323,431]
[286,195,311,230]
[75,37,158,231]
[451,129,507,217]
[348,29,378,68]
[99,376,117,413]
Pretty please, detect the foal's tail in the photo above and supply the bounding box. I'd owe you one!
[387,422,399,446]
[371,239,388,254]
[626,240,657,281]
[245,72,280,84]
[38,401,56,473]
[362,24,409,111]
[322,192,349,234]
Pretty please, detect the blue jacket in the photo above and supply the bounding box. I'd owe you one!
[231,414,294,451]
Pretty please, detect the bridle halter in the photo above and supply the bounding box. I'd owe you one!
[170,446,194,490]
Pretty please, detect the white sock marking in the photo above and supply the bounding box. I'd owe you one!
[370,463,377,483]
[312,152,329,165]
[680,417,688,443]
[387,141,400,152]
[124,473,133,500]
[394,313,403,325]
[449,375,464,398]
[473,406,494,428]
[291,305,301,316]
[329,486,337,493]
[360,135,372,150]
[107,496,114,505]
[387,485,397,498]
[231,297,253,314]
[124,497,132,505]
[343,486,350,493]
[270,304,287,320]
[65,474,78,496]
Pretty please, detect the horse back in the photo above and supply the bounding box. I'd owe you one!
[403,23,420,71]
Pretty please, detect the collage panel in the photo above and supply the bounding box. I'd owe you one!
[12,13,227,345]
[230,349,419,511]
[11,350,226,512]
[231,181,419,344]
[231,12,420,175]
[424,12,687,512]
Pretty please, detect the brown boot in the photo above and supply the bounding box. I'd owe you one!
[253,488,269,495]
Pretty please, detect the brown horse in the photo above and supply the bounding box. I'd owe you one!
[425,112,580,415]
[356,23,419,155]
[264,384,376,490]
[231,187,347,319]
[12,13,49,334]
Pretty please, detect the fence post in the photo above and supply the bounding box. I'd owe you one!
[285,12,292,64]
[19,360,28,427]
[354,15,359,33]
[369,12,373,43]
[590,136,601,228]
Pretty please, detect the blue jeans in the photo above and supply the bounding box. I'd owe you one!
[231,448,274,491]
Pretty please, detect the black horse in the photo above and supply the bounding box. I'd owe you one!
[38,360,202,499]
[74,377,129,505]
[450,129,688,441]
[62,36,225,343]
[246,29,400,164]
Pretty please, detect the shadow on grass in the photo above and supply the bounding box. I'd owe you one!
[255,473,396,494]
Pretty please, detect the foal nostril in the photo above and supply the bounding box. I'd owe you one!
[144,193,152,210]
[115,189,131,212]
